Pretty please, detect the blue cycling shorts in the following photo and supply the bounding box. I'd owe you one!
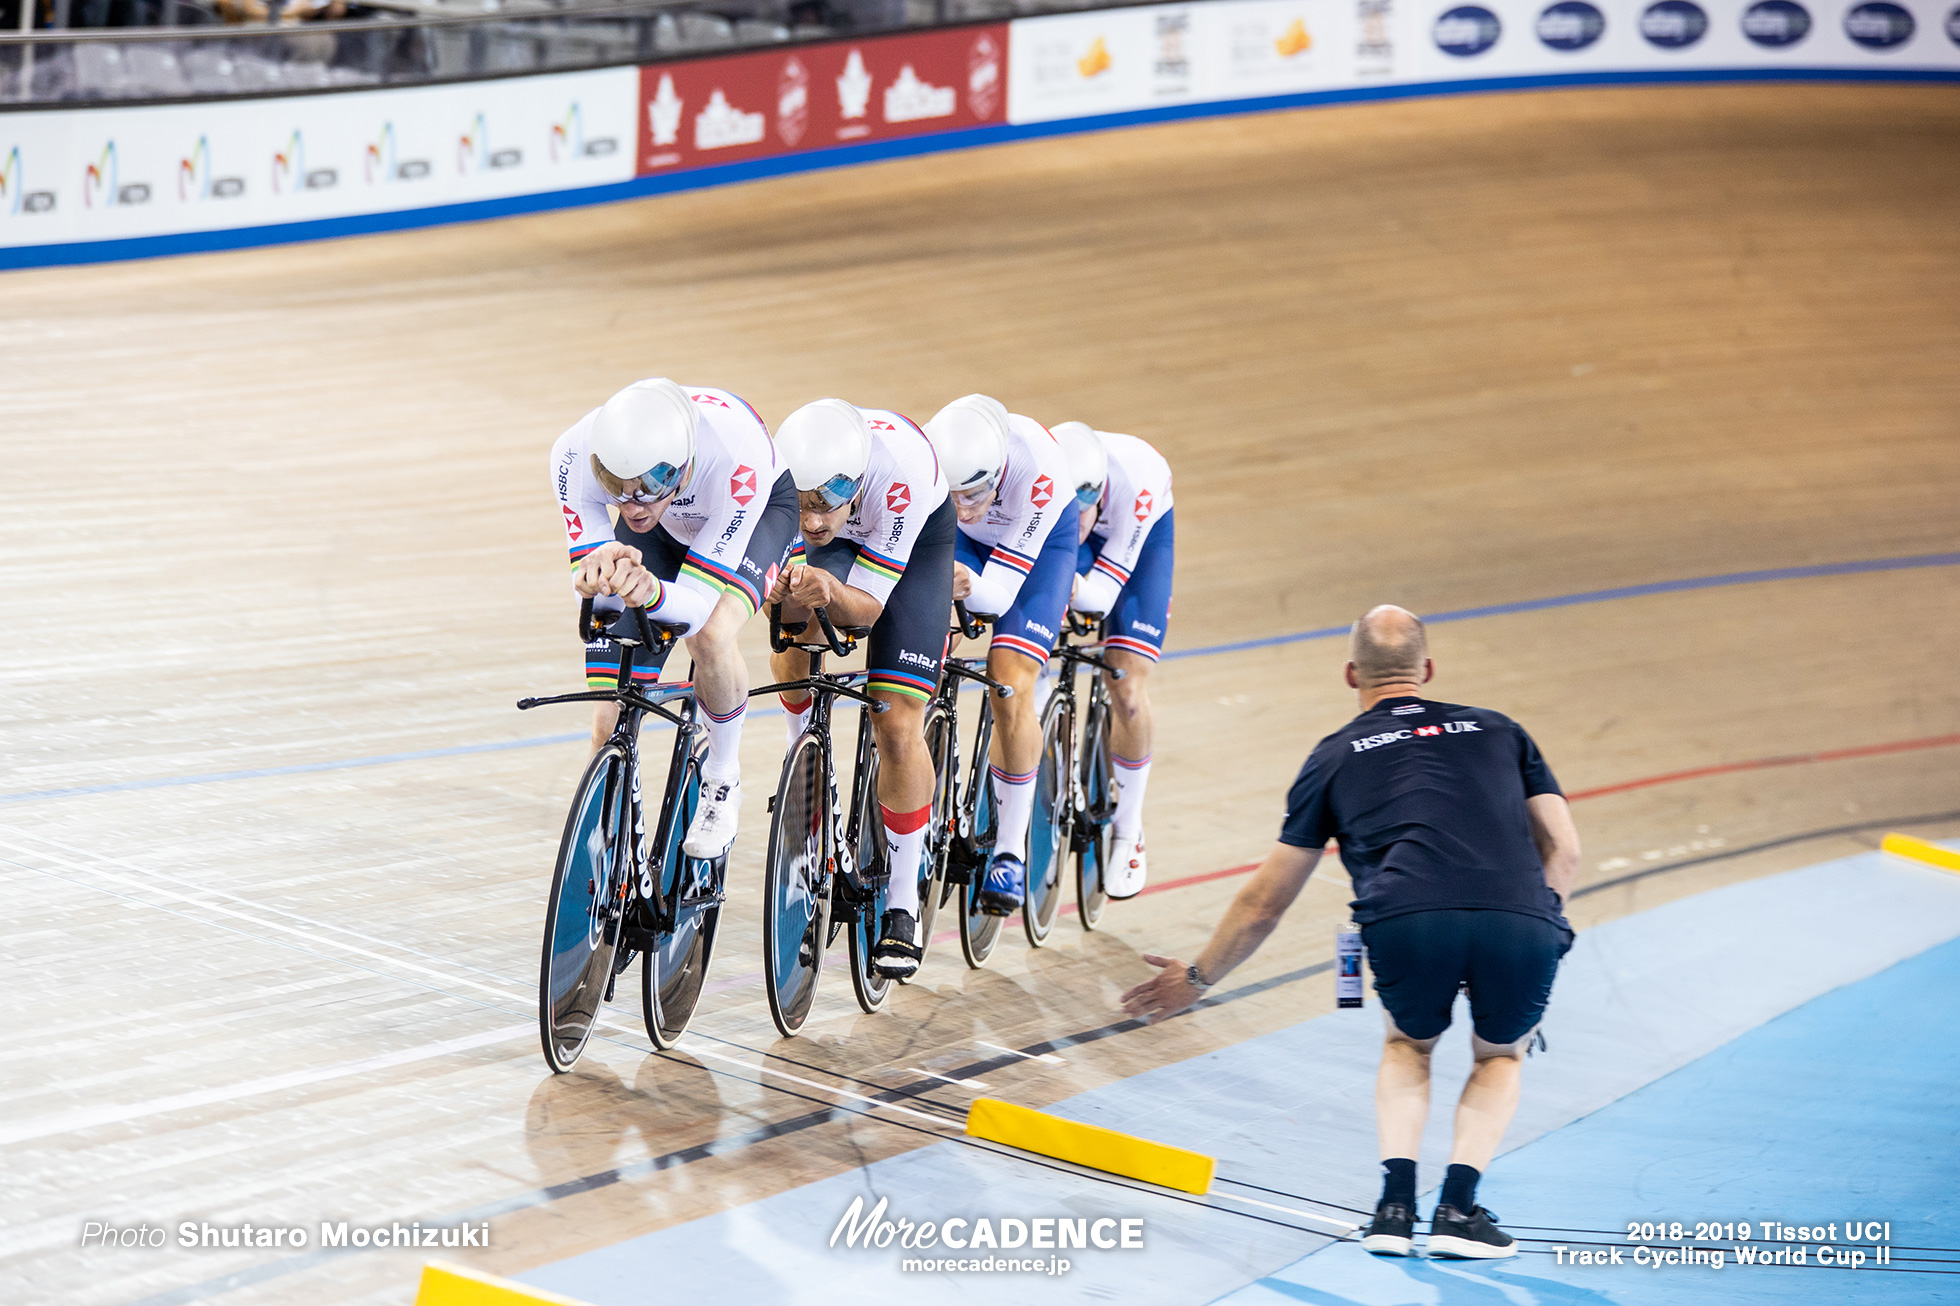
[1077,507,1174,662]
[955,498,1080,667]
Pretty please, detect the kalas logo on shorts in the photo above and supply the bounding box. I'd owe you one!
[1536,0,1606,49]
[1640,0,1709,47]
[1433,6,1503,55]
[1844,1,1914,46]
[1030,475,1054,509]
[886,482,911,513]
[730,465,758,506]
[1741,0,1811,45]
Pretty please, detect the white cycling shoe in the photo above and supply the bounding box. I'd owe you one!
[1104,829,1147,900]
[682,777,741,860]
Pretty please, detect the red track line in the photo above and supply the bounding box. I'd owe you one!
[998,731,1960,910]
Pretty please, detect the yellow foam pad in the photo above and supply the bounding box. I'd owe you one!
[415,1261,591,1306]
[965,1097,1215,1195]
[1882,833,1960,874]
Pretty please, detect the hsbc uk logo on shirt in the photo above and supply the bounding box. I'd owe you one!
[1351,720,1482,752]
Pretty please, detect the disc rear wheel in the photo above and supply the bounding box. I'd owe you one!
[1076,693,1114,930]
[539,746,628,1073]
[846,727,892,1014]
[641,741,722,1049]
[958,770,1003,969]
[1023,700,1070,947]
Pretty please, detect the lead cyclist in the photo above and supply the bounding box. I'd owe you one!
[549,378,798,860]
[1053,421,1175,899]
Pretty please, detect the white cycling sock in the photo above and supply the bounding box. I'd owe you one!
[989,763,1038,863]
[882,802,930,917]
[1112,752,1152,839]
[781,694,812,750]
[701,700,746,783]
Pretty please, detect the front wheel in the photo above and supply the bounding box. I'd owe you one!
[641,738,722,1049]
[1075,692,1114,930]
[1023,698,1071,948]
[958,770,1003,969]
[763,733,831,1038]
[540,745,628,1073]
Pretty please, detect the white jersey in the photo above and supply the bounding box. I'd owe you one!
[550,385,779,614]
[816,407,949,607]
[1084,430,1173,591]
[960,412,1072,619]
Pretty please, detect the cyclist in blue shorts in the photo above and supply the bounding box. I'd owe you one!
[765,399,953,977]
[924,394,1079,917]
[1055,421,1175,899]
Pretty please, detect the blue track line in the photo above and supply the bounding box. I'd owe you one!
[3,551,1953,805]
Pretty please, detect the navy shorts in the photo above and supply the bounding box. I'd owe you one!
[585,470,797,686]
[1076,507,1175,662]
[1362,908,1571,1046]
[955,498,1080,666]
[799,497,956,702]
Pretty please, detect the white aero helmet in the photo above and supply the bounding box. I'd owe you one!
[776,399,873,509]
[589,377,698,501]
[925,394,1010,497]
[1051,421,1109,509]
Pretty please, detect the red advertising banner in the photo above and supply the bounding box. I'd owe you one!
[635,25,1007,176]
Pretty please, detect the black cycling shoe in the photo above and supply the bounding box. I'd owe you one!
[871,909,923,979]
[1360,1201,1416,1256]
[1427,1204,1517,1259]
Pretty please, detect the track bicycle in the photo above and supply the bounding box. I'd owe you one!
[753,604,896,1036]
[1048,611,1126,931]
[521,599,726,1073]
[925,603,1028,969]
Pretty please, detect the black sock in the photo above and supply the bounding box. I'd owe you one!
[1379,1158,1416,1209]
[1440,1163,1480,1213]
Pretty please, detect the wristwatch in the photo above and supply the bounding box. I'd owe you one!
[1185,962,1212,993]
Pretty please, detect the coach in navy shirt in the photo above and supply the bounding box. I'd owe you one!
[1122,605,1581,1261]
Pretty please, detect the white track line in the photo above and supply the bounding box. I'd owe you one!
[906,1068,991,1090]
[1210,1190,1360,1234]
[0,1023,534,1146]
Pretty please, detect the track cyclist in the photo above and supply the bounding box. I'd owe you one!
[1054,421,1175,899]
[766,399,954,978]
[926,394,1078,919]
[550,378,798,859]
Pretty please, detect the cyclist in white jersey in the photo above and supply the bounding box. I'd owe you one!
[926,394,1080,916]
[766,399,954,977]
[551,379,799,859]
[1055,422,1175,899]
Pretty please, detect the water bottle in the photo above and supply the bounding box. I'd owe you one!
[1336,922,1364,1009]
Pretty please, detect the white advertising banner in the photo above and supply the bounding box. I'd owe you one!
[0,66,638,250]
[1008,0,1960,123]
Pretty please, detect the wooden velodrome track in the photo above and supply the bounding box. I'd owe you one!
[3,81,1958,1306]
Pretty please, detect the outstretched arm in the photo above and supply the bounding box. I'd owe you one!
[1119,840,1323,1023]
[1526,792,1581,906]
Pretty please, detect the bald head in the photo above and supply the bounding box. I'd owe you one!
[1349,605,1429,690]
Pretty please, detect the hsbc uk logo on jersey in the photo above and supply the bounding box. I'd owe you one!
[730,465,758,505]
[1351,720,1482,752]
[886,482,911,513]
[562,505,585,537]
[1134,490,1152,522]
[1031,476,1054,509]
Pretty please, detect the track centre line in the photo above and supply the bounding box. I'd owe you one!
[4,550,1953,805]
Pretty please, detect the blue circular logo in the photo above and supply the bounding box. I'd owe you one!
[1537,1,1607,48]
[1434,5,1504,55]
[1844,1,1914,45]
[1640,0,1710,46]
[1741,0,1812,44]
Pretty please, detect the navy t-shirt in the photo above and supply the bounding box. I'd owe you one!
[1279,696,1569,928]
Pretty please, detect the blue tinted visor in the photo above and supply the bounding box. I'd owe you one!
[1073,482,1102,510]
[808,472,864,511]
[611,458,688,504]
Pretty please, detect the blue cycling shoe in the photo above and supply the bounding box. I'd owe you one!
[976,853,1024,916]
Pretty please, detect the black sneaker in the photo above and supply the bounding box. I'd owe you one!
[1360,1201,1415,1256]
[871,909,923,979]
[1427,1204,1517,1259]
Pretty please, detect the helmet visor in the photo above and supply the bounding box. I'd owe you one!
[807,471,864,512]
[1073,481,1102,510]
[950,470,999,509]
[607,458,689,505]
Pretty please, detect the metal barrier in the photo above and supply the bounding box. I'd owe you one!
[0,0,1088,104]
